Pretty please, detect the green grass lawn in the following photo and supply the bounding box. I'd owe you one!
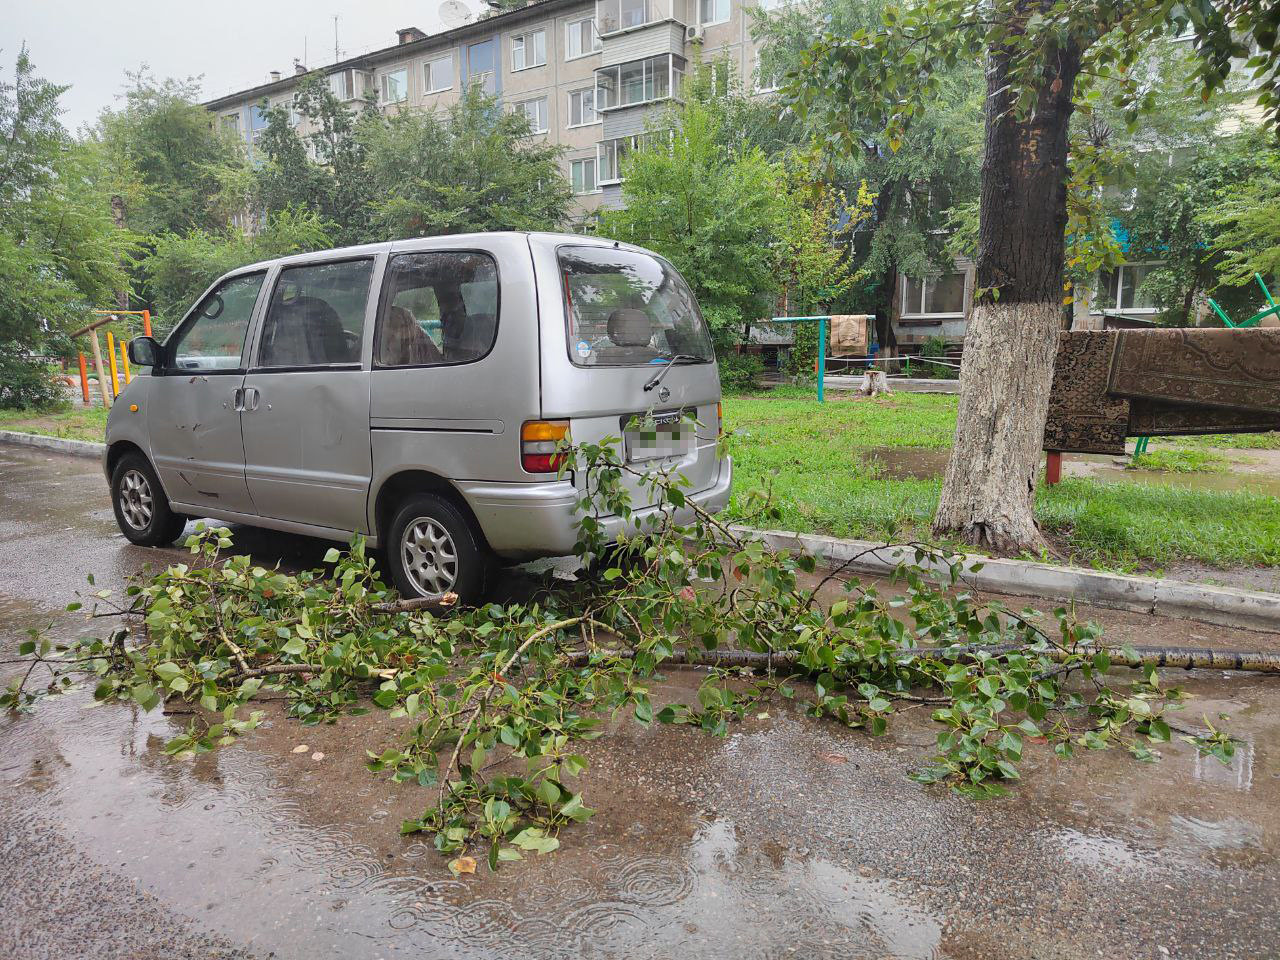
[3,390,1278,573]
[723,388,1280,572]
[0,406,108,443]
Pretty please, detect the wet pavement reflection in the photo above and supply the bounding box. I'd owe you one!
[3,447,1280,959]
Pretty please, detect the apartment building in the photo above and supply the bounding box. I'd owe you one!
[204,0,780,219]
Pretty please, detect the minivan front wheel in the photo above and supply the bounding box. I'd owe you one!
[110,452,188,547]
[386,494,486,605]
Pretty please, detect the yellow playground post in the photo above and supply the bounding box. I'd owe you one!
[119,337,131,384]
[106,330,120,398]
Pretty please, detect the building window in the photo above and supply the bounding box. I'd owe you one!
[380,68,409,104]
[598,134,645,184]
[566,17,602,59]
[287,97,303,127]
[221,113,241,136]
[249,104,269,147]
[699,0,730,25]
[1097,263,1161,313]
[754,54,780,93]
[467,38,497,93]
[571,158,598,194]
[511,29,547,71]
[597,0,652,35]
[423,54,453,93]
[514,97,549,134]
[596,54,683,111]
[329,69,356,101]
[901,272,967,316]
[568,87,598,126]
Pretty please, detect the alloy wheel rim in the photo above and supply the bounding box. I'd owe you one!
[401,517,458,597]
[119,469,154,530]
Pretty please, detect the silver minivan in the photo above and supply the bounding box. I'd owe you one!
[108,232,731,602]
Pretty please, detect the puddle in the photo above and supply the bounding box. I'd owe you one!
[0,687,945,960]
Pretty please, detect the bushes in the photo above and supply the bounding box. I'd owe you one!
[718,351,765,391]
[0,351,67,412]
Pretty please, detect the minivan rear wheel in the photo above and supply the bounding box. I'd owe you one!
[110,452,188,547]
[386,493,486,605]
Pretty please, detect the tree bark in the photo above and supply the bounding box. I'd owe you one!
[933,7,1082,553]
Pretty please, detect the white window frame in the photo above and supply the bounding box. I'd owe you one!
[567,87,600,127]
[511,29,547,71]
[596,0,655,36]
[221,113,241,136]
[1096,262,1163,314]
[699,0,730,26]
[900,272,968,318]
[329,69,356,101]
[754,53,780,93]
[423,54,454,94]
[597,134,645,185]
[380,67,409,104]
[595,54,683,112]
[514,96,549,134]
[565,17,602,60]
[570,157,600,194]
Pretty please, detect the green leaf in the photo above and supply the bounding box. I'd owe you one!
[323,547,341,563]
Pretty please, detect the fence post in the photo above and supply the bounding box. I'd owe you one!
[89,331,112,408]
[817,316,826,404]
[142,310,152,337]
[106,330,120,398]
[77,353,90,405]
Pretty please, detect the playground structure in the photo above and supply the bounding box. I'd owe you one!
[68,310,152,408]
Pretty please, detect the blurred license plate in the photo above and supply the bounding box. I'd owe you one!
[623,410,693,462]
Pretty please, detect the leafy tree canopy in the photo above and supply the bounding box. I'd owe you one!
[0,49,135,408]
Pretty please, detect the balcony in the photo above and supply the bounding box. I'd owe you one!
[595,54,685,113]
[596,0,681,37]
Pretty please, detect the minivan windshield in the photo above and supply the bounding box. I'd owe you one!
[559,245,715,367]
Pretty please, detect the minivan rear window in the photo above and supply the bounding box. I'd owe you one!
[559,245,714,367]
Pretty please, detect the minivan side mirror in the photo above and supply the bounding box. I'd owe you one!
[127,335,163,369]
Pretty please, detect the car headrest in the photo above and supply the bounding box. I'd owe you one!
[607,309,653,348]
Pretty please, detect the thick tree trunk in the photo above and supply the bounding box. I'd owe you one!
[932,9,1082,553]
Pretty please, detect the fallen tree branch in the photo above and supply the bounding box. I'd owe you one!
[563,644,1280,675]
[371,593,458,615]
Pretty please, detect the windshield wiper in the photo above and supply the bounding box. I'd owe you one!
[643,354,705,392]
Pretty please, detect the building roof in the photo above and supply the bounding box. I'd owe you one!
[202,0,581,111]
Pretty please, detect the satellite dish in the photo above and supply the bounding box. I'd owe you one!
[438,0,473,28]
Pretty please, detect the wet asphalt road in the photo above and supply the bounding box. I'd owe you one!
[2,445,1280,960]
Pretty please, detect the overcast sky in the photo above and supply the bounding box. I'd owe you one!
[2,1,457,133]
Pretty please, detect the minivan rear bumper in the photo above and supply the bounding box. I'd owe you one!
[458,457,732,560]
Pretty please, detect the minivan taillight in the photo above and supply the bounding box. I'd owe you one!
[521,420,569,473]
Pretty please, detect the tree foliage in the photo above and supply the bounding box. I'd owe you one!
[362,86,573,238]
[143,208,331,331]
[754,0,983,289]
[94,71,243,237]
[599,77,787,347]
[0,49,134,408]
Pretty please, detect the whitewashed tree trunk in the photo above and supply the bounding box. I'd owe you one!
[932,1,1081,553]
[932,300,1060,551]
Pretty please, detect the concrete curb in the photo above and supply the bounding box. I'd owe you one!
[0,430,104,460]
[735,526,1280,634]
[1,429,1274,631]
[824,375,960,394]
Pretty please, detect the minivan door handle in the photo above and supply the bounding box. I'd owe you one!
[244,386,262,412]
[231,386,245,411]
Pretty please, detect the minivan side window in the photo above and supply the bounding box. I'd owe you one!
[375,252,499,367]
[257,259,375,368]
[169,273,264,372]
